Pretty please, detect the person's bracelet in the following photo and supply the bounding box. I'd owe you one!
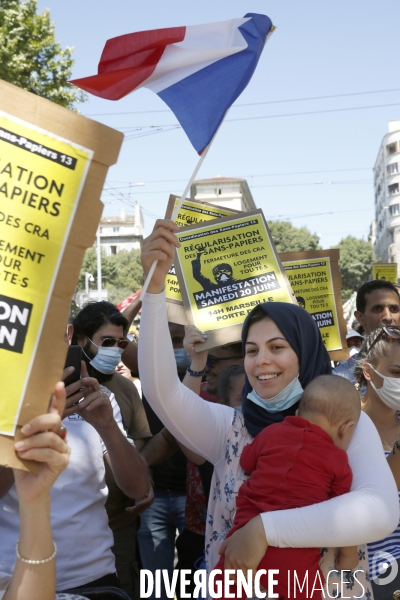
[186,366,206,377]
[16,541,57,564]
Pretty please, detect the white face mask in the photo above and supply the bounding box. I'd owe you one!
[247,376,303,413]
[369,366,400,410]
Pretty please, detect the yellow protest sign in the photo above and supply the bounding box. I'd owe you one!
[0,81,123,470]
[0,111,91,435]
[174,210,295,348]
[165,195,240,304]
[372,263,398,283]
[279,250,347,359]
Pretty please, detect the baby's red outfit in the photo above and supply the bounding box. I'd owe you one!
[214,415,352,600]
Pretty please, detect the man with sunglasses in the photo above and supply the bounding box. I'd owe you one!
[70,301,152,599]
[334,280,400,385]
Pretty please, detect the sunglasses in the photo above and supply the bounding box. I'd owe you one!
[92,337,129,350]
[366,326,400,356]
[206,355,241,369]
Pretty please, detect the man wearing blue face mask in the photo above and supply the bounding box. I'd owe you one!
[71,301,152,600]
[72,303,129,384]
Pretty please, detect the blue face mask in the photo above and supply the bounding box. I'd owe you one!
[174,348,192,370]
[84,343,124,375]
[247,376,303,413]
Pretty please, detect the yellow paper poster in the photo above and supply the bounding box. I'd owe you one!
[282,257,341,351]
[175,212,294,333]
[166,198,238,303]
[372,263,398,283]
[0,111,92,435]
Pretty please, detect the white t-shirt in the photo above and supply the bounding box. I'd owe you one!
[0,393,132,591]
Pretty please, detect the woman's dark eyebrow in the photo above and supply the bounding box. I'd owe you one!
[245,336,286,346]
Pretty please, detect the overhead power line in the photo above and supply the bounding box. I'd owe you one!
[101,203,374,223]
[101,179,373,196]
[264,207,373,219]
[84,87,400,117]
[108,102,400,136]
[225,102,400,123]
[104,167,371,189]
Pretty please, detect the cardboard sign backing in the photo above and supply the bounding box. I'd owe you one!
[279,249,348,360]
[0,81,123,470]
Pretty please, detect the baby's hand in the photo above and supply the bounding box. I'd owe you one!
[336,546,359,571]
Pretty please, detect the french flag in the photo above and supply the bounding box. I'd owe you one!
[71,13,273,154]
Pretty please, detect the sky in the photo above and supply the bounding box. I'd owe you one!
[37,0,400,249]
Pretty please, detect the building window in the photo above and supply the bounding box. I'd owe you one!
[386,142,398,156]
[388,183,400,197]
[110,245,117,255]
[387,163,399,176]
[113,227,120,233]
[99,227,103,233]
[389,204,400,216]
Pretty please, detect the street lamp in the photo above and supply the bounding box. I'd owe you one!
[85,272,94,295]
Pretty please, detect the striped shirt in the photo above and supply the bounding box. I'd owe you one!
[368,449,400,579]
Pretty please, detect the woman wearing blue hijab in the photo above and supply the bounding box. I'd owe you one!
[241,301,332,438]
[138,219,398,600]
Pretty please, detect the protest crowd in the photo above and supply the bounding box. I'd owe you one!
[2,9,400,600]
[1,215,400,600]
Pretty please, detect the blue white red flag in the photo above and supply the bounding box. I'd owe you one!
[71,13,273,154]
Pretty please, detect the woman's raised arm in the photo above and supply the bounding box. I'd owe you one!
[4,382,70,600]
[139,290,234,465]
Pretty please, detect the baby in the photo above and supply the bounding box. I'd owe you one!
[215,374,361,600]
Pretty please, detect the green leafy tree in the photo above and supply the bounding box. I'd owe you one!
[107,250,143,292]
[0,0,85,109]
[267,221,321,252]
[78,248,143,306]
[77,247,117,290]
[106,250,143,305]
[333,236,375,301]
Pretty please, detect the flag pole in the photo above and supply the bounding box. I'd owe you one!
[140,113,227,299]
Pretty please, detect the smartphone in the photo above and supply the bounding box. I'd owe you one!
[63,345,82,387]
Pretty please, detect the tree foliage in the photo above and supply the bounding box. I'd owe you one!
[0,0,85,109]
[333,236,375,301]
[78,248,143,306]
[267,221,321,253]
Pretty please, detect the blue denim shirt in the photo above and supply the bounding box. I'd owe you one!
[333,353,366,396]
